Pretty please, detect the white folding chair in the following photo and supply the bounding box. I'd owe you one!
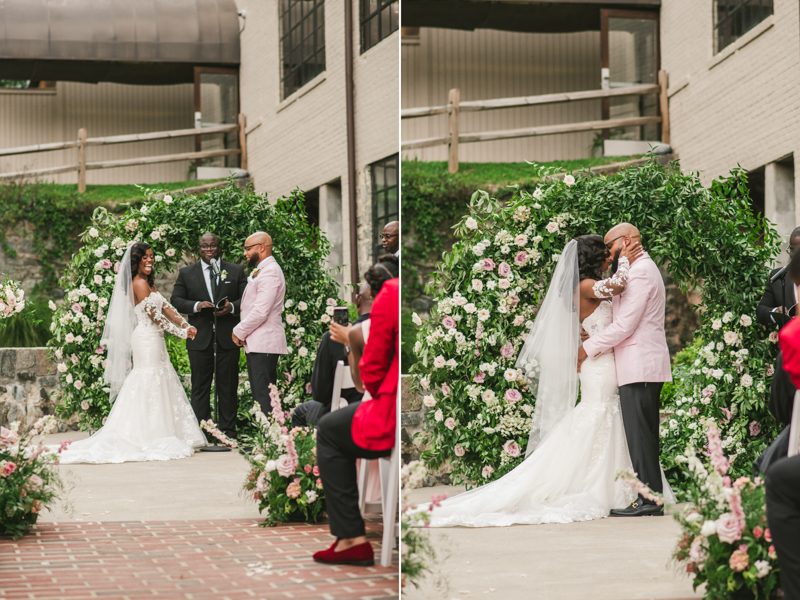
[330,360,354,412]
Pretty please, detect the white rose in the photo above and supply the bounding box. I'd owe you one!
[741,374,753,388]
[564,174,575,186]
[740,314,752,327]
[412,312,422,326]
[533,188,543,200]
[286,314,298,325]
[57,363,67,373]
[163,195,173,204]
[700,520,717,537]
[498,279,511,290]
[472,279,484,293]
[320,314,331,323]
[515,234,528,247]
[94,247,105,258]
[166,249,176,257]
[89,228,99,238]
[305,490,318,503]
[477,309,490,322]
[712,319,722,330]
[546,222,559,234]
[722,311,733,323]
[88,293,98,302]
[464,303,477,314]
[297,302,308,311]
[504,368,519,382]
[298,347,308,358]
[434,409,443,422]
[326,306,334,316]
[465,217,478,230]
[99,298,108,308]
[754,560,771,579]
[472,244,485,256]
[150,230,161,240]
[433,355,446,369]
[423,395,436,408]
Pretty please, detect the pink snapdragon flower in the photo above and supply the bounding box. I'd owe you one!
[269,384,285,425]
[706,421,729,475]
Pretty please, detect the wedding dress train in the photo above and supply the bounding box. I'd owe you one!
[57,292,207,464]
[425,301,638,527]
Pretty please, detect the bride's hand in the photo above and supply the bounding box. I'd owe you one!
[620,241,643,264]
[186,327,197,339]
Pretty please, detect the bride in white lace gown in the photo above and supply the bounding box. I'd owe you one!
[57,243,207,464]
[425,237,670,527]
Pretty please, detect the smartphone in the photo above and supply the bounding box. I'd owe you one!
[333,307,349,326]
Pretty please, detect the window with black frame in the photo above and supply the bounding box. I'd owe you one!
[715,0,773,53]
[361,0,399,53]
[280,0,326,99]
[370,154,399,261]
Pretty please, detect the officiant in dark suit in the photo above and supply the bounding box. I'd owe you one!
[171,233,248,438]
[757,227,800,328]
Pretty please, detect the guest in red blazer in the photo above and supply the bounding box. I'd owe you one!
[313,257,398,566]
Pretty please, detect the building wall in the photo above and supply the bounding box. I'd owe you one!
[237,0,399,294]
[0,82,194,184]
[661,0,800,237]
[401,27,602,163]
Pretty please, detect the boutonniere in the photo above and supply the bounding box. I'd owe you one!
[250,268,261,279]
[220,269,228,280]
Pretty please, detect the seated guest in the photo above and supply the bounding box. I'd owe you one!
[766,246,800,600]
[757,227,800,328]
[312,257,399,566]
[291,282,373,428]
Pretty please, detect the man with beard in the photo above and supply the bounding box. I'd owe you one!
[171,233,248,439]
[233,232,287,415]
[381,221,399,256]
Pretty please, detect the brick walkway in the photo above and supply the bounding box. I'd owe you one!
[0,518,399,600]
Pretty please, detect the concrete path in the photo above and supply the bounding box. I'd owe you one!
[404,485,703,600]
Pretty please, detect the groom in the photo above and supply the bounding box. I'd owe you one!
[232,232,288,415]
[578,223,672,516]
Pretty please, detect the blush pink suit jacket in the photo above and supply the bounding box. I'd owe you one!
[582,252,672,386]
[232,256,288,355]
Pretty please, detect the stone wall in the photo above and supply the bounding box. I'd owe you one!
[0,347,61,430]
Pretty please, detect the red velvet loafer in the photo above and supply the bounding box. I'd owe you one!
[313,541,374,566]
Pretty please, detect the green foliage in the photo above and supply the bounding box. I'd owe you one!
[165,336,191,375]
[401,308,419,374]
[410,156,783,489]
[49,181,340,431]
[0,288,52,348]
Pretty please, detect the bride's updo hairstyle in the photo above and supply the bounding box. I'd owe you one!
[576,234,609,281]
[130,242,155,287]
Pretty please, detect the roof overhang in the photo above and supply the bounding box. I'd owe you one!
[402,0,661,34]
[0,0,240,85]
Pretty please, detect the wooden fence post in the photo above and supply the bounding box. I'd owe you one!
[77,128,87,193]
[238,113,248,171]
[448,88,460,174]
[658,70,670,146]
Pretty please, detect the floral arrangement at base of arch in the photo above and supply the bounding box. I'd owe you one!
[409,157,783,489]
[240,385,325,526]
[0,276,26,321]
[47,183,340,432]
[0,416,71,539]
[672,420,781,599]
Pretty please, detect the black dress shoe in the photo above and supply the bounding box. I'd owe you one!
[610,499,664,517]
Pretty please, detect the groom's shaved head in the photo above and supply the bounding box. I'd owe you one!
[245,231,273,247]
[605,223,641,244]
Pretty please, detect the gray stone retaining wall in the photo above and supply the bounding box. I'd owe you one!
[0,347,64,430]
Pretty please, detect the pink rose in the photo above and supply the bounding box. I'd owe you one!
[765,529,772,542]
[753,526,763,539]
[312,465,320,477]
[71,354,78,364]
[276,455,295,478]
[729,546,749,572]
[503,440,521,458]
[482,258,496,271]
[305,383,313,395]
[114,262,121,273]
[442,316,456,330]
[80,401,89,410]
[721,407,732,422]
[304,464,312,474]
[514,251,528,266]
[500,343,514,359]
[504,389,522,403]
[2,461,17,477]
[286,482,302,499]
[101,259,113,269]
[769,545,777,559]
[26,474,43,492]
[444,417,456,430]
[454,445,465,457]
[481,465,494,478]
[701,386,714,398]
[473,372,486,383]
[316,477,323,488]
[71,303,82,314]
[749,421,761,436]
[95,346,104,355]
[715,513,742,544]
[766,364,775,377]
[441,383,451,396]
[498,262,511,277]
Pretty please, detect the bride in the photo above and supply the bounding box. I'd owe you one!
[424,236,671,527]
[57,242,207,464]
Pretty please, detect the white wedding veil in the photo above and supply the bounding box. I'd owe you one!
[516,239,581,457]
[101,245,137,402]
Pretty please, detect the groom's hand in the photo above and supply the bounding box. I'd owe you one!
[577,346,588,372]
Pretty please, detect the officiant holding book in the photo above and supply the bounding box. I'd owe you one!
[757,228,800,329]
[171,233,248,439]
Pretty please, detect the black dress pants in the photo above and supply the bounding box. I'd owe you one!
[188,344,241,435]
[246,352,280,415]
[618,381,664,497]
[317,402,391,539]
[292,400,328,428]
[766,454,800,600]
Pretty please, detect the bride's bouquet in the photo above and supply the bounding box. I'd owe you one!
[0,416,71,539]
[672,419,781,599]
[239,385,325,526]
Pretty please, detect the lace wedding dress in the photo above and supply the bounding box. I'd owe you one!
[425,300,638,527]
[57,292,207,464]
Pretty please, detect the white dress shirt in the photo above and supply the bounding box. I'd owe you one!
[193,260,234,314]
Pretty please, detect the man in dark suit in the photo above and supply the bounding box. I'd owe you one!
[757,227,800,328]
[292,282,373,428]
[171,233,248,438]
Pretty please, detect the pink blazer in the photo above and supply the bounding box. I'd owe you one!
[582,252,672,386]
[232,256,288,355]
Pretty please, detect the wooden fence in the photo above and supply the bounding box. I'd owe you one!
[401,71,670,173]
[0,113,248,192]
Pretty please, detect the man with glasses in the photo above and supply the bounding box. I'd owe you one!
[381,221,399,256]
[233,232,288,416]
[756,227,800,328]
[171,233,248,439]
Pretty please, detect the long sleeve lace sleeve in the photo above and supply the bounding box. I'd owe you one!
[592,256,631,299]
[142,296,189,339]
